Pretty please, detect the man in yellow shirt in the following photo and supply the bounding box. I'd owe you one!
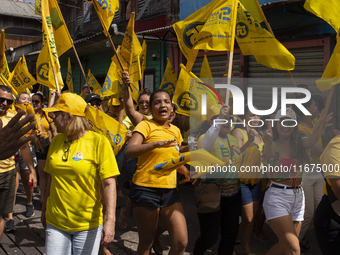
[0,85,37,237]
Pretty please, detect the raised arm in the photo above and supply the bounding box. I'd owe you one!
[262,129,275,160]
[122,72,144,126]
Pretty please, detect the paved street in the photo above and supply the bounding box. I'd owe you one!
[1,183,322,255]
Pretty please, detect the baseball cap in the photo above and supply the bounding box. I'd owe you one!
[43,93,87,117]
[275,108,297,121]
[109,97,120,106]
[81,84,93,91]
[85,93,102,103]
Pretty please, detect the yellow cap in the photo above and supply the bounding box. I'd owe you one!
[206,104,221,121]
[109,97,120,106]
[43,93,87,117]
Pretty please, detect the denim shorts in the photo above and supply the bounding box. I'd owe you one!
[129,183,181,210]
[17,144,38,170]
[263,181,305,222]
[240,180,262,205]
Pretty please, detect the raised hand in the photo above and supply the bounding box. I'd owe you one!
[219,104,230,120]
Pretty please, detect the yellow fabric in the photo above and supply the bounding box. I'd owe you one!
[36,112,52,138]
[87,69,102,95]
[240,0,265,23]
[112,13,142,84]
[173,0,226,60]
[304,0,340,33]
[316,34,340,92]
[160,58,177,99]
[298,123,322,164]
[9,55,37,94]
[132,120,183,188]
[85,105,127,156]
[35,0,41,15]
[236,2,295,70]
[173,64,220,122]
[1,52,11,81]
[122,114,152,131]
[0,30,5,76]
[200,55,214,88]
[320,135,340,195]
[0,110,16,173]
[45,131,120,232]
[90,0,119,37]
[194,0,236,51]
[36,44,64,91]
[141,40,147,71]
[66,58,73,92]
[44,93,87,117]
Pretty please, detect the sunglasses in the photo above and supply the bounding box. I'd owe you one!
[0,97,14,105]
[62,141,72,162]
[90,101,102,107]
[139,100,149,105]
[32,100,41,104]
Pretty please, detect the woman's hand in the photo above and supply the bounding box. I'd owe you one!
[248,129,258,144]
[153,138,177,148]
[122,71,131,89]
[262,129,273,144]
[28,170,37,188]
[315,110,333,132]
[219,105,230,119]
[101,220,115,246]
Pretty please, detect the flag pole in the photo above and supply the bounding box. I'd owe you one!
[51,65,60,94]
[225,0,239,105]
[72,44,88,84]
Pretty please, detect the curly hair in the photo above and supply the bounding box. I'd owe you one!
[272,125,310,166]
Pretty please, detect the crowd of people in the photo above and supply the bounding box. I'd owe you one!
[0,73,340,255]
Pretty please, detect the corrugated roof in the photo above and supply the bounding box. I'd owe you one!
[0,0,41,19]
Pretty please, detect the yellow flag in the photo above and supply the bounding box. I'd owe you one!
[97,59,119,97]
[236,2,295,70]
[66,58,73,92]
[90,0,119,37]
[0,30,5,75]
[9,55,37,94]
[35,0,41,15]
[304,0,340,33]
[194,0,236,51]
[36,44,64,90]
[87,69,102,94]
[316,35,340,91]
[85,105,127,155]
[148,149,224,176]
[200,55,214,87]
[173,64,220,122]
[140,40,147,71]
[173,0,226,60]
[41,0,73,71]
[1,54,11,81]
[239,0,265,23]
[113,12,142,83]
[160,58,177,99]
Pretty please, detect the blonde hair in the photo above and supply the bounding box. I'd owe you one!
[62,113,91,135]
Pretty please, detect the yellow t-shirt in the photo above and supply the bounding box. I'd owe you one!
[36,112,53,138]
[0,110,16,173]
[122,114,152,131]
[44,131,120,232]
[298,123,322,164]
[132,119,183,189]
[197,134,242,196]
[320,134,340,195]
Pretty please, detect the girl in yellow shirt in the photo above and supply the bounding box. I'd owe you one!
[126,88,187,255]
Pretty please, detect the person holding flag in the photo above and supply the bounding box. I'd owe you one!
[41,93,119,255]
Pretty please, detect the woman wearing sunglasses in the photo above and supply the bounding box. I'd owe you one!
[41,93,119,255]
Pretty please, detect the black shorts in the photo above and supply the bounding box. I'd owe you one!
[37,138,50,160]
[129,183,181,210]
[0,169,16,215]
